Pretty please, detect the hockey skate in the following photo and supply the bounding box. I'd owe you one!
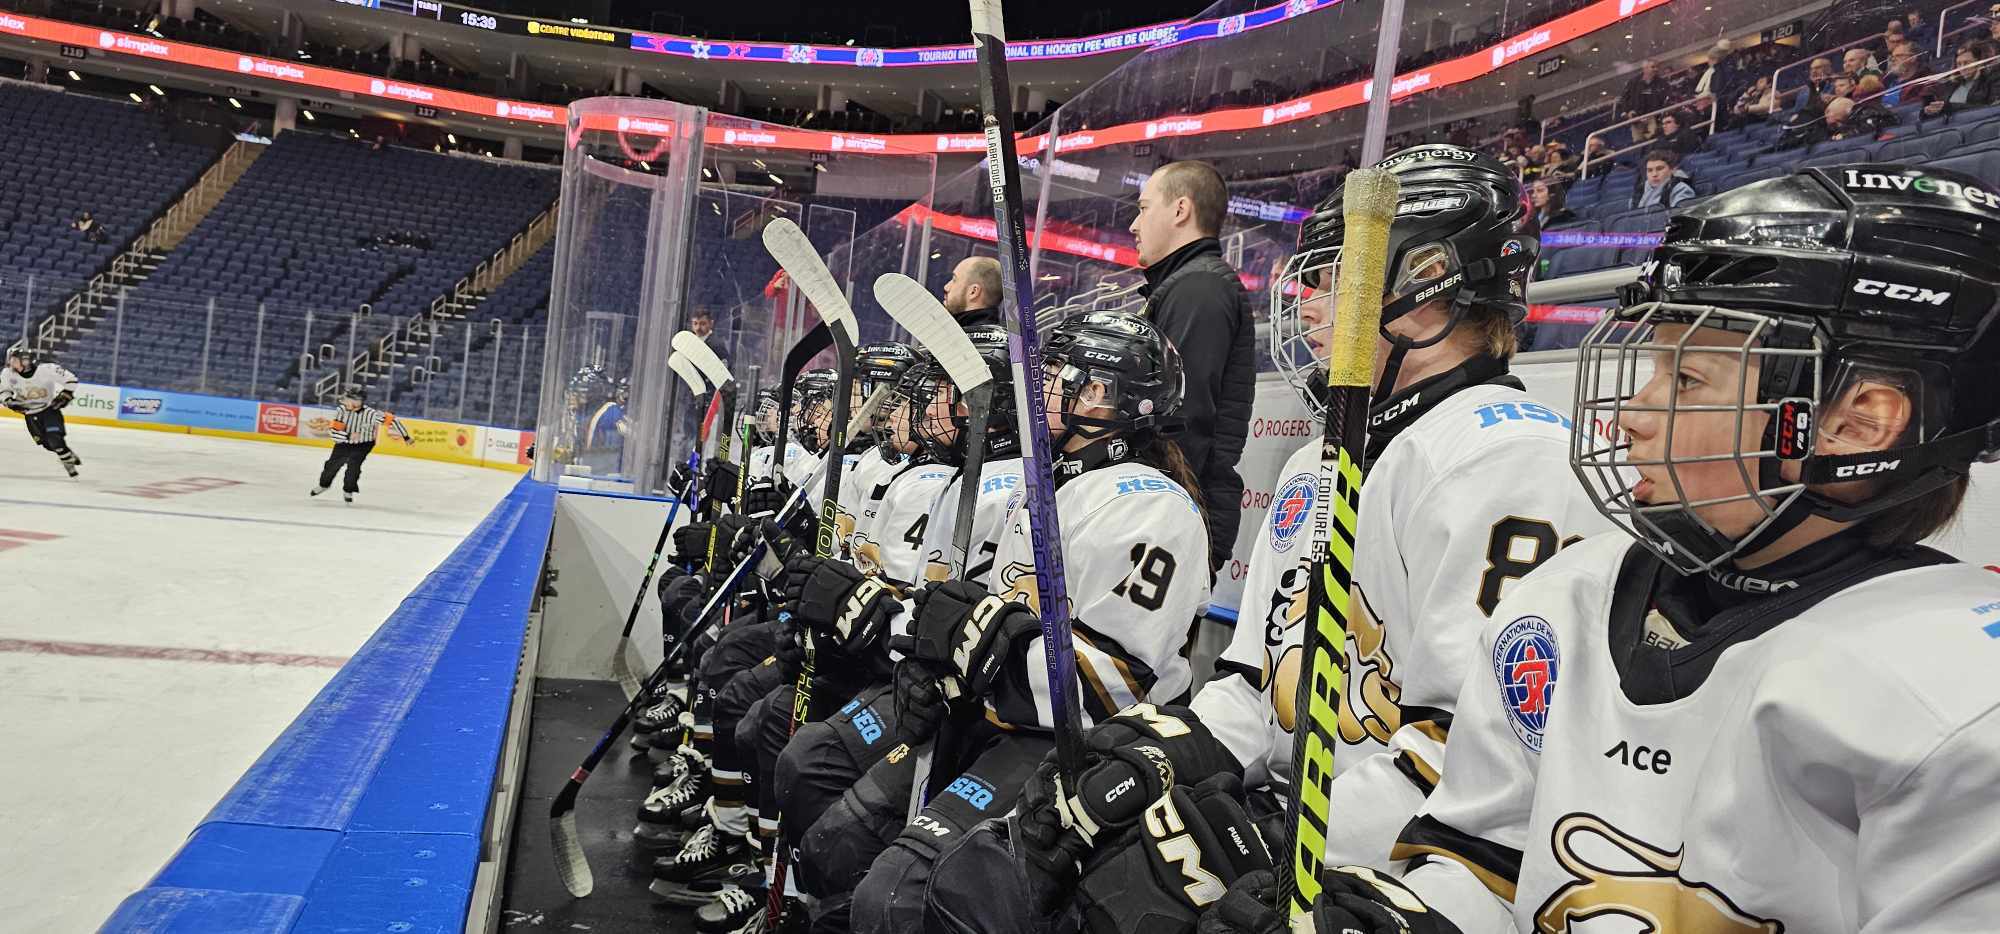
[648,806,759,905]
[634,749,710,847]
[343,491,353,503]
[62,461,78,478]
[309,486,328,497]
[629,689,688,751]
[694,884,808,934]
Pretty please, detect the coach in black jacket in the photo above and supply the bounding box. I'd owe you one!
[1130,161,1255,575]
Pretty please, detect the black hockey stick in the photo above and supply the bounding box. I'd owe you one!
[760,216,860,927]
[873,272,995,815]
[1274,168,1400,919]
[613,349,716,700]
[966,0,1085,781]
[771,321,836,483]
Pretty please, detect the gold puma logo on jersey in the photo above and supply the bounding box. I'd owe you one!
[1536,813,1783,933]
[851,536,883,574]
[1338,585,1401,747]
[999,560,1040,611]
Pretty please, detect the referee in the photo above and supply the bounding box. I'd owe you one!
[311,385,413,503]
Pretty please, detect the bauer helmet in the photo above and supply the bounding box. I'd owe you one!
[1271,144,1535,418]
[793,368,838,454]
[1573,163,2000,575]
[910,324,1020,466]
[1041,311,1184,445]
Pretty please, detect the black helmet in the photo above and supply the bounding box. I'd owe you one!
[6,339,36,373]
[793,368,838,453]
[340,384,367,405]
[1271,144,1536,417]
[911,324,1019,466]
[1041,311,1183,444]
[752,388,782,445]
[855,341,920,400]
[1574,163,2000,574]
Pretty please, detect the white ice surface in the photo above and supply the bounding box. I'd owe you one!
[0,421,518,931]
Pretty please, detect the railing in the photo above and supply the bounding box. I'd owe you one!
[1580,92,1721,178]
[1937,0,1993,57]
[3,270,544,428]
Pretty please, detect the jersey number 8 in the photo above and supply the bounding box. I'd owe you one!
[1478,517,1583,615]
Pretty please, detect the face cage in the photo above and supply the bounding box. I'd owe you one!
[1043,359,1132,444]
[798,395,834,452]
[911,372,968,462]
[1270,240,1458,418]
[1570,300,1826,575]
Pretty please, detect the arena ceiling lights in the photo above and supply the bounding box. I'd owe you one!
[0,0,1678,153]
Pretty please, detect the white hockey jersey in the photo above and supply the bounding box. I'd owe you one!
[987,458,1211,730]
[0,363,79,415]
[850,458,956,585]
[1193,382,1606,868]
[749,442,811,487]
[834,446,902,554]
[918,456,1025,588]
[1398,534,2000,933]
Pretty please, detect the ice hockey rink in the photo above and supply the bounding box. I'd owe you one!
[0,420,521,932]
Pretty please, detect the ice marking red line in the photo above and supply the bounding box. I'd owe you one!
[0,638,349,669]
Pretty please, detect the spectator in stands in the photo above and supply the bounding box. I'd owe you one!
[1927,41,2000,115]
[1543,141,1580,181]
[1733,75,1779,126]
[1843,47,1881,80]
[690,309,715,340]
[1695,39,1742,104]
[1655,110,1705,156]
[1619,60,1668,143]
[72,211,107,245]
[1882,43,1925,103]
[1128,160,1254,577]
[1632,150,1697,210]
[1847,75,1900,134]
[1790,57,1838,113]
[1527,180,1577,235]
[1823,97,1863,140]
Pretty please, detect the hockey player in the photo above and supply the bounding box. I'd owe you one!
[310,385,412,502]
[1203,164,2000,933]
[2,340,82,477]
[920,145,1610,934]
[741,326,1028,934]
[847,311,1213,934]
[747,389,809,485]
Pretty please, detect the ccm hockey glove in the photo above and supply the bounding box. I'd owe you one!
[786,558,901,659]
[908,580,1039,699]
[1075,775,1272,934]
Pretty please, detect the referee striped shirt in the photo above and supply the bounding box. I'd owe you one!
[331,405,412,444]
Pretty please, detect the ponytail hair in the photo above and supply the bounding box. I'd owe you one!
[1136,433,1206,527]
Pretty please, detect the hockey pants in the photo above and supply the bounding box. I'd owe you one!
[23,408,78,466]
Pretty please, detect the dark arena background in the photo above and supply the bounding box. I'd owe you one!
[0,0,1996,929]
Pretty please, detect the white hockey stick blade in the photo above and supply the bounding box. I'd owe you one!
[552,811,593,896]
[873,273,992,393]
[668,350,708,396]
[672,331,733,389]
[762,219,857,339]
[969,0,1006,40]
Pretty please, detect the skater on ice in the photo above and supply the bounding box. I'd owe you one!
[311,385,414,503]
[2,340,82,478]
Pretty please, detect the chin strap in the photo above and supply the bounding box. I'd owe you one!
[1051,435,1141,490]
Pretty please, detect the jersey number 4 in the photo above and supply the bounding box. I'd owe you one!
[1112,544,1178,611]
[1478,517,1584,615]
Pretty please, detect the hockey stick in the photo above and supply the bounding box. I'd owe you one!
[966,0,1085,782]
[873,272,995,816]
[770,322,836,483]
[760,216,860,926]
[612,352,712,699]
[1274,167,1400,920]
[551,472,831,898]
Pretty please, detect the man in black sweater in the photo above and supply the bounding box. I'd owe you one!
[1129,160,1254,576]
[940,255,1003,328]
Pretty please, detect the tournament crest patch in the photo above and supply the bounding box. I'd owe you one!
[1269,472,1316,554]
[1492,615,1559,752]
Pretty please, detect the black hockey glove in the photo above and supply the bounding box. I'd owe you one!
[740,478,792,518]
[908,580,1039,699]
[668,461,696,497]
[50,390,73,410]
[890,653,953,745]
[716,512,758,563]
[673,522,716,566]
[1198,867,1462,934]
[786,558,901,659]
[1022,704,1242,850]
[1075,775,1272,934]
[700,460,742,513]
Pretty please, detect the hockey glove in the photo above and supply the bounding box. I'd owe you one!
[673,522,716,566]
[908,580,1039,699]
[50,390,72,410]
[786,558,901,659]
[669,461,696,497]
[700,460,742,513]
[890,654,953,745]
[1076,775,1272,934]
[1197,867,1462,934]
[1024,704,1241,850]
[740,478,792,518]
